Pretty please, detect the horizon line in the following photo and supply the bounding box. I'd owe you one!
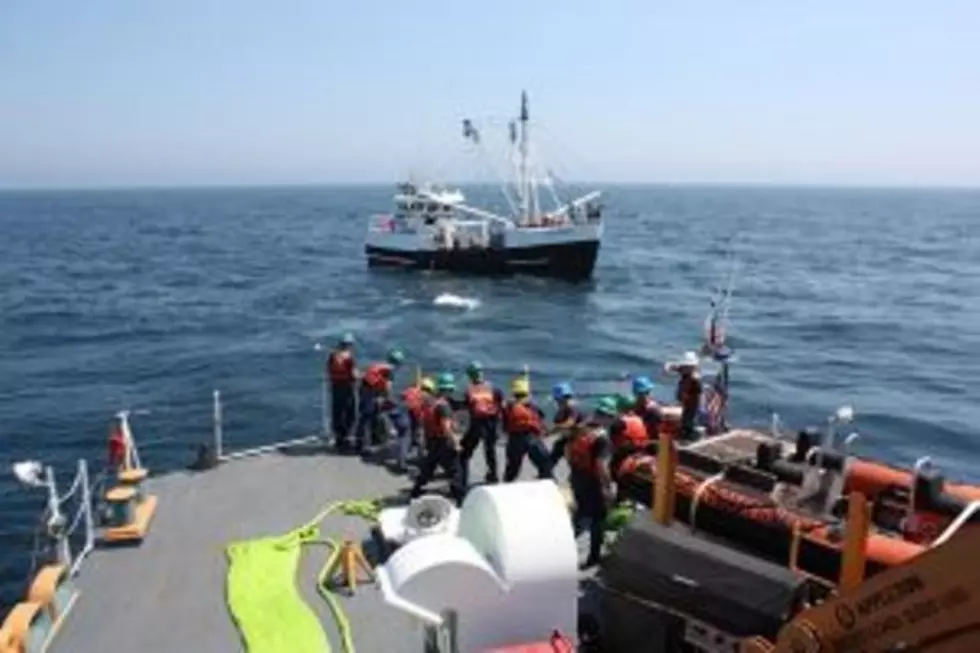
[2,179,979,194]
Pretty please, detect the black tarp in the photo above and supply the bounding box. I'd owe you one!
[599,517,808,644]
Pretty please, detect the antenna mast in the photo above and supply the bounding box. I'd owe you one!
[518,91,530,224]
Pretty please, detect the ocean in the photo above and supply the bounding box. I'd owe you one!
[1,184,978,610]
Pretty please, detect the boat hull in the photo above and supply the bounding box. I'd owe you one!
[365,238,600,281]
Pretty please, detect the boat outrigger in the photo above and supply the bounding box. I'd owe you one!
[364,92,604,281]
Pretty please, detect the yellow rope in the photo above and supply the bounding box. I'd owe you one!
[301,498,382,653]
[240,497,383,653]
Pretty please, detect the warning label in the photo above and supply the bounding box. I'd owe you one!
[834,582,971,651]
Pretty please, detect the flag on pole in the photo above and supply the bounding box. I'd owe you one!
[462,119,480,144]
[701,365,729,435]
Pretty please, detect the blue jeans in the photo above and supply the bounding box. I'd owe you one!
[354,386,382,448]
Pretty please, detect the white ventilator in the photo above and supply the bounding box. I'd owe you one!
[377,494,460,545]
[376,480,579,651]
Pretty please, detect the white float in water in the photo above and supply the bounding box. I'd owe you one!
[376,480,578,651]
[433,293,480,310]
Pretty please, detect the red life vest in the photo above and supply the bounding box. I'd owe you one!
[467,382,498,418]
[362,363,391,392]
[613,414,649,449]
[503,400,543,436]
[327,350,355,383]
[401,386,427,422]
[424,397,453,440]
[566,430,600,476]
[108,424,126,466]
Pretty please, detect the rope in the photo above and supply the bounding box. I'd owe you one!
[233,497,384,653]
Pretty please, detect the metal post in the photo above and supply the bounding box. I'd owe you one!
[316,344,329,441]
[45,466,72,570]
[840,491,870,592]
[213,389,224,460]
[72,459,95,577]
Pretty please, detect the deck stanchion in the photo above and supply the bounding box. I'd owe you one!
[840,491,870,592]
[653,431,677,526]
[315,343,329,441]
[43,466,72,570]
[213,389,224,461]
[72,459,95,577]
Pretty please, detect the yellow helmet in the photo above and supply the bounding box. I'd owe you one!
[420,377,435,393]
[511,377,530,396]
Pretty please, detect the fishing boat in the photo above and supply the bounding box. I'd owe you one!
[364,92,604,282]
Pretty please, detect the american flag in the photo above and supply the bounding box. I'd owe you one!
[701,365,729,434]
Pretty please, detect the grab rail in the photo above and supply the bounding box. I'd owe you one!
[931,500,980,548]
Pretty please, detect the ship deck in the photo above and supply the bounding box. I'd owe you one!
[51,440,592,653]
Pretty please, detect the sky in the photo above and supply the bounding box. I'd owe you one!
[1,0,978,189]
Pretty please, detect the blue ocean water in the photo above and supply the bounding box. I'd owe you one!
[1,184,978,609]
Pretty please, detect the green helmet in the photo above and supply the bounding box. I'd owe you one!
[595,396,618,417]
[466,361,483,378]
[436,372,456,392]
[615,393,635,413]
[387,348,405,366]
[339,332,355,346]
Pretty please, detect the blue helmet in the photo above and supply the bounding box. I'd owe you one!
[552,382,574,401]
[632,376,655,395]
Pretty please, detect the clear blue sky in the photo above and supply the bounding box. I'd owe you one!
[1,0,978,188]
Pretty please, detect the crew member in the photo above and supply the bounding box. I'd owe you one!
[410,373,465,504]
[502,377,550,481]
[327,333,358,448]
[566,397,616,569]
[609,385,656,480]
[671,351,703,441]
[460,361,505,485]
[631,376,662,438]
[392,377,434,472]
[353,348,405,452]
[549,382,585,467]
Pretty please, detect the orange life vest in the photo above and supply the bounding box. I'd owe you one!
[401,386,427,422]
[503,400,543,436]
[423,397,453,440]
[362,363,391,392]
[467,382,498,418]
[613,414,649,449]
[566,429,600,476]
[328,350,355,383]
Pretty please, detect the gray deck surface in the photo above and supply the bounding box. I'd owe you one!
[52,439,588,653]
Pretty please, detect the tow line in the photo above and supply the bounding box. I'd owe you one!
[226,498,383,653]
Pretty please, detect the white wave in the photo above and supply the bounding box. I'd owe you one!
[433,293,480,310]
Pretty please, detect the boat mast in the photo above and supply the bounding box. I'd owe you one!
[518,90,530,224]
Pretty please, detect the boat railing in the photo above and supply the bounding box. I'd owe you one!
[369,213,398,233]
[930,500,980,548]
[9,458,98,582]
[433,219,490,250]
